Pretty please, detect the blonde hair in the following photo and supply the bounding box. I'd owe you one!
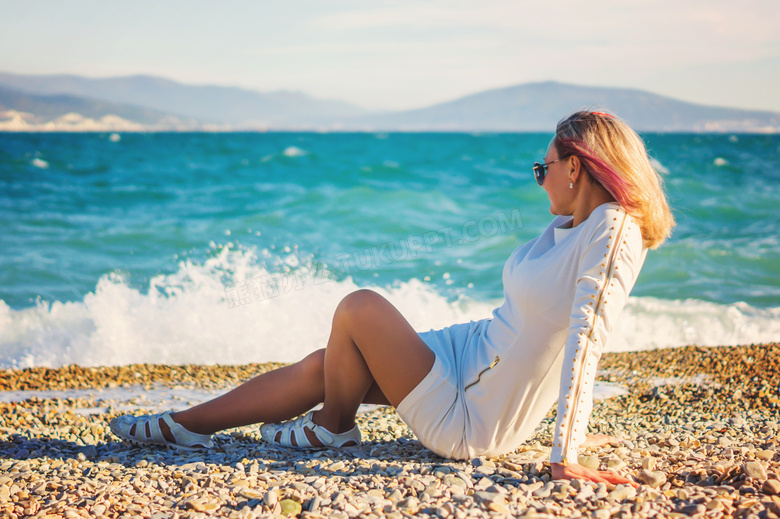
[554,110,675,249]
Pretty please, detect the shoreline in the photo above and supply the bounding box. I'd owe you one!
[2,343,779,518]
[2,342,775,391]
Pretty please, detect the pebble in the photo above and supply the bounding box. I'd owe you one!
[757,449,776,461]
[444,476,467,491]
[1,343,780,519]
[279,498,301,516]
[744,461,768,481]
[263,489,278,508]
[679,503,706,516]
[609,485,637,501]
[762,479,780,495]
[578,455,600,470]
[238,488,263,499]
[605,457,626,471]
[532,481,554,498]
[474,491,504,506]
[637,469,667,488]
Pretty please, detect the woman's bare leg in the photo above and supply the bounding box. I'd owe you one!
[170,350,324,435]
[312,289,434,436]
[152,289,433,442]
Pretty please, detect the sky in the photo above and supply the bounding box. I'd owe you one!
[2,0,780,112]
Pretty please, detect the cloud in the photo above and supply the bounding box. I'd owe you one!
[310,2,522,31]
[248,39,496,57]
[1,0,778,110]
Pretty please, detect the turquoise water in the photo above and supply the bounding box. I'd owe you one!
[1,132,779,368]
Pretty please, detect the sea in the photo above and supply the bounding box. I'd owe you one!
[2,131,779,370]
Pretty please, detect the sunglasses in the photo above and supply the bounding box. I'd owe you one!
[532,158,563,186]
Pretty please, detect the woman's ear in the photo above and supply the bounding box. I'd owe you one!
[568,155,582,184]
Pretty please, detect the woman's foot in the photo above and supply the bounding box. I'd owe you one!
[109,411,214,451]
[260,411,361,449]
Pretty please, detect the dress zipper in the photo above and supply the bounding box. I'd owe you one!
[464,356,500,391]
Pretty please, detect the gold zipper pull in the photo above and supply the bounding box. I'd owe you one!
[464,356,501,391]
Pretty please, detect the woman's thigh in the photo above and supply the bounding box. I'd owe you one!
[334,289,435,407]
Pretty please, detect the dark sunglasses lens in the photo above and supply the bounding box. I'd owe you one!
[532,163,545,186]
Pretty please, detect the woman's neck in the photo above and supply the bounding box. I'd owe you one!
[571,183,616,227]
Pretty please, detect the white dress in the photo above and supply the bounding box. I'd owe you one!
[396,202,647,463]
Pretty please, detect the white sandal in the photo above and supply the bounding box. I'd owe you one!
[260,411,361,449]
[109,411,214,451]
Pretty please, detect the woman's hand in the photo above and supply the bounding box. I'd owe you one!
[551,462,637,487]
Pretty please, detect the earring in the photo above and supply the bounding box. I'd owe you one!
[569,181,574,189]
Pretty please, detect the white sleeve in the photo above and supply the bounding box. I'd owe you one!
[550,208,646,465]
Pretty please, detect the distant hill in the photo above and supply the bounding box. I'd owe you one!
[348,81,780,132]
[0,85,182,125]
[0,72,778,132]
[0,72,367,126]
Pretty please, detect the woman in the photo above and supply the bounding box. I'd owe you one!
[111,111,674,485]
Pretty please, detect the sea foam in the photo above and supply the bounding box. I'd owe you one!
[1,248,778,369]
[0,247,488,369]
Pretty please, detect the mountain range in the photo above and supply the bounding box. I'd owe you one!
[0,72,778,132]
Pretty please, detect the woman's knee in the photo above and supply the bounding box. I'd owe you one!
[298,349,326,380]
[334,289,386,325]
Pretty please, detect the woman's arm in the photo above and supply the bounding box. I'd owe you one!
[550,207,646,482]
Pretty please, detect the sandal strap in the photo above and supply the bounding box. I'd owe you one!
[304,414,338,445]
[111,411,213,450]
[279,412,317,448]
[308,419,361,448]
[262,411,361,449]
[147,412,166,442]
[160,412,214,448]
[121,412,166,444]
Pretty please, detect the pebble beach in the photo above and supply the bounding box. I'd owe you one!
[2,342,780,519]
